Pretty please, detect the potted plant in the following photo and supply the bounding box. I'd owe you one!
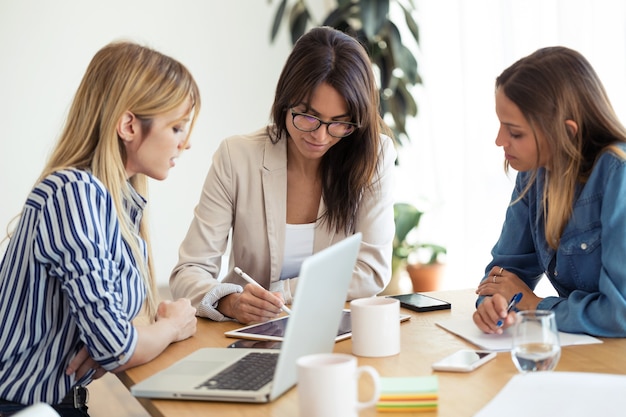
[269,0,422,146]
[389,202,446,293]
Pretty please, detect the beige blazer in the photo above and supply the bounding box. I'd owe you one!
[170,127,396,319]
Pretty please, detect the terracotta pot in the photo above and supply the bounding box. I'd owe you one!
[406,263,444,292]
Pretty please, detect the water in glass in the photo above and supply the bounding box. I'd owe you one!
[511,310,561,372]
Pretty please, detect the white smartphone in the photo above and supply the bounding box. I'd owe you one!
[431,349,496,372]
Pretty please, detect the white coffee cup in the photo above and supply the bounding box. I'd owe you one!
[350,297,401,357]
[297,353,380,417]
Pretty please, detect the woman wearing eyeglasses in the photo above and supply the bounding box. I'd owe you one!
[170,26,396,324]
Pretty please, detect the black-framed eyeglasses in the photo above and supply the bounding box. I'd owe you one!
[290,109,359,138]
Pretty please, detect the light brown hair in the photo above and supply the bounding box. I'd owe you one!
[497,46,626,248]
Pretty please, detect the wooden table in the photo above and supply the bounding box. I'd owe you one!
[118,289,626,417]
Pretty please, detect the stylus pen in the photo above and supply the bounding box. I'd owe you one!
[496,292,523,328]
[234,267,292,314]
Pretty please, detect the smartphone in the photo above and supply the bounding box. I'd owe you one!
[386,293,451,312]
[431,350,496,372]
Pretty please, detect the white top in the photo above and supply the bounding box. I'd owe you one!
[280,223,315,280]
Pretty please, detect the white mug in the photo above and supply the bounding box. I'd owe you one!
[297,353,380,417]
[350,297,401,357]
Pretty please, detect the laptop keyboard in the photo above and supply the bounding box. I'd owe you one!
[197,352,279,391]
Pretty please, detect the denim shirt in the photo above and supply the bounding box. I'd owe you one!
[480,144,626,337]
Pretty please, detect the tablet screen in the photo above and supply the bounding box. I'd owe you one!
[225,310,353,342]
[225,309,411,342]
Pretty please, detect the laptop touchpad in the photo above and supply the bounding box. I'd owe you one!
[164,360,224,376]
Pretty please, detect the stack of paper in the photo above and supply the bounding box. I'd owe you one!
[474,372,626,416]
[376,376,438,413]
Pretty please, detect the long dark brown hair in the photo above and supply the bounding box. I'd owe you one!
[269,26,391,234]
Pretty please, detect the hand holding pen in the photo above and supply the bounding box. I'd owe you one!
[496,292,523,328]
[234,267,292,314]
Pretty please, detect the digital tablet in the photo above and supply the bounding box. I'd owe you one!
[387,293,452,312]
[224,309,410,342]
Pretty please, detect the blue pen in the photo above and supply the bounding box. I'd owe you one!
[496,292,523,328]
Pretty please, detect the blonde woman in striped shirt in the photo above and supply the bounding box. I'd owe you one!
[0,41,200,416]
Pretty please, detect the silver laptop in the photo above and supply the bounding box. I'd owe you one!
[131,233,362,403]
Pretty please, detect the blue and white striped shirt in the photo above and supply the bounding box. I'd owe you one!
[0,169,146,405]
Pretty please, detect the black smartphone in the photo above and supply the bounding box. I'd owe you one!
[387,293,451,312]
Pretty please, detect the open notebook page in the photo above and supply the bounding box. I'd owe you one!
[436,317,602,351]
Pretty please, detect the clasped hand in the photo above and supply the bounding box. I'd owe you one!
[473,266,540,334]
[66,298,197,379]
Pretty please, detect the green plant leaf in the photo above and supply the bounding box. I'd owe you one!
[322,2,354,29]
[360,0,389,39]
[397,44,419,84]
[289,1,310,44]
[418,244,447,264]
[394,202,422,243]
[389,88,408,136]
[270,0,289,42]
[398,81,417,117]
[377,49,393,92]
[269,0,423,146]
[398,1,420,45]
[392,203,446,264]
[384,20,403,59]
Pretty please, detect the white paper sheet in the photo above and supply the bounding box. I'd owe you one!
[436,317,602,351]
[475,372,626,417]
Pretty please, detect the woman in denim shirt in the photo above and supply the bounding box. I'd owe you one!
[473,46,626,337]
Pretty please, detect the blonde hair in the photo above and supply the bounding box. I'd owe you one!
[497,46,626,249]
[38,41,201,319]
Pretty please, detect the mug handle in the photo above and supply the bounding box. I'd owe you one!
[355,365,381,411]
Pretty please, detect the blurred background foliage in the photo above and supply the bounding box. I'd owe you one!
[269,0,422,147]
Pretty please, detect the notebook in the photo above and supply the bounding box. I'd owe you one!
[131,232,362,403]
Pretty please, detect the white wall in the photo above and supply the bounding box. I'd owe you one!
[0,1,292,286]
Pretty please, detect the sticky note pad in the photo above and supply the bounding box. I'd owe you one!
[380,376,438,398]
[377,376,439,412]
[376,401,438,412]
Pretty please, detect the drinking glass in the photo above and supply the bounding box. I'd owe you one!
[511,310,561,372]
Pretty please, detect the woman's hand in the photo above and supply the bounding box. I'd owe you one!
[109,298,196,373]
[476,266,541,311]
[218,284,285,324]
[66,346,106,380]
[66,299,197,376]
[473,293,517,334]
[474,266,542,333]
[155,298,197,342]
